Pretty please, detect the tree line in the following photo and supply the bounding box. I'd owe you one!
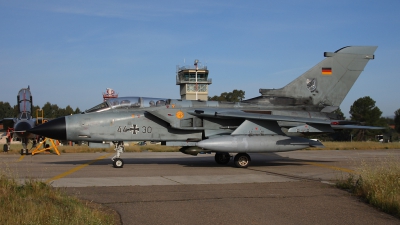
[0,101,81,119]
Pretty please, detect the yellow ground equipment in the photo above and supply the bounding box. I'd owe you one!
[32,109,60,155]
[31,137,60,155]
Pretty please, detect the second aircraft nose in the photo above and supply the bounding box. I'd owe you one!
[14,121,34,138]
[28,117,67,140]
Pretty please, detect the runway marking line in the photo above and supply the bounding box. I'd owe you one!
[17,155,25,162]
[304,161,355,174]
[46,153,113,184]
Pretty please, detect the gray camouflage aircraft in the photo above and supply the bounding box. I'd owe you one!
[29,46,380,168]
[1,86,45,154]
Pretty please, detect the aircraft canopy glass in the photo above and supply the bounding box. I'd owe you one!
[141,97,167,107]
[85,102,110,113]
[85,97,168,113]
[18,88,32,113]
[108,97,141,109]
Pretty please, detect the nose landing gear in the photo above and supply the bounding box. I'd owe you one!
[111,141,125,168]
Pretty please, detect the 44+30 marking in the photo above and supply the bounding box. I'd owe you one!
[117,125,152,134]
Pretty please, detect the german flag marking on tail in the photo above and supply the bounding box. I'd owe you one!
[322,67,332,75]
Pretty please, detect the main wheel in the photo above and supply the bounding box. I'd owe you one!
[113,158,124,168]
[234,153,251,168]
[215,153,230,164]
[3,144,8,152]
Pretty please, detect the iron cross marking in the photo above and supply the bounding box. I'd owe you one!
[130,124,140,134]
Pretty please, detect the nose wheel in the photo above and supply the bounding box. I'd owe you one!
[113,158,124,168]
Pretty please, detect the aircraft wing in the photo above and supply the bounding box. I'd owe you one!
[187,109,331,124]
[187,109,385,134]
[187,109,334,134]
[0,118,16,131]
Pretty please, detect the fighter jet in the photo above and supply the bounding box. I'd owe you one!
[29,46,380,168]
[1,86,45,154]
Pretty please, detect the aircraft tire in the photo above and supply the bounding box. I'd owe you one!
[234,153,251,168]
[215,153,230,164]
[20,149,24,155]
[113,158,124,168]
[3,144,8,152]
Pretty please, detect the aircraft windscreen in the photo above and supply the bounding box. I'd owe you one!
[85,97,168,113]
[19,112,30,119]
[85,102,110,113]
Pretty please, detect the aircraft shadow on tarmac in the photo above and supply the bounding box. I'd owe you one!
[40,153,334,168]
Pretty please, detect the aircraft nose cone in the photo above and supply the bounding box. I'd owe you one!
[14,121,33,138]
[29,117,66,140]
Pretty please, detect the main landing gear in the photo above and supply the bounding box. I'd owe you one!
[112,141,124,168]
[234,153,251,168]
[214,152,251,168]
[3,144,9,153]
[215,152,230,165]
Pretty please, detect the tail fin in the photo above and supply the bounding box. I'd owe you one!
[259,46,377,112]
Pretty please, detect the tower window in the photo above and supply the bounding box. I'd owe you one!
[187,84,207,92]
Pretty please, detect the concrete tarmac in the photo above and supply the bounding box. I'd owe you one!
[1,150,400,224]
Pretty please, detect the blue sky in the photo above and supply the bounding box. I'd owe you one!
[1,0,399,118]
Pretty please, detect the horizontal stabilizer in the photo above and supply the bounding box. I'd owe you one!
[309,139,324,147]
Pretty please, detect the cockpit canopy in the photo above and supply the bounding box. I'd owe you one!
[85,97,169,113]
[18,111,32,120]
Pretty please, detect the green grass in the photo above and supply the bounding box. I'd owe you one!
[56,143,181,153]
[0,170,118,225]
[307,141,400,150]
[2,142,180,154]
[336,157,400,218]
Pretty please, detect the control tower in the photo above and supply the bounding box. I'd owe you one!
[103,88,118,102]
[176,59,212,100]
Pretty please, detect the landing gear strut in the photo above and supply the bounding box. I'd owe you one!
[20,138,30,155]
[111,141,124,168]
